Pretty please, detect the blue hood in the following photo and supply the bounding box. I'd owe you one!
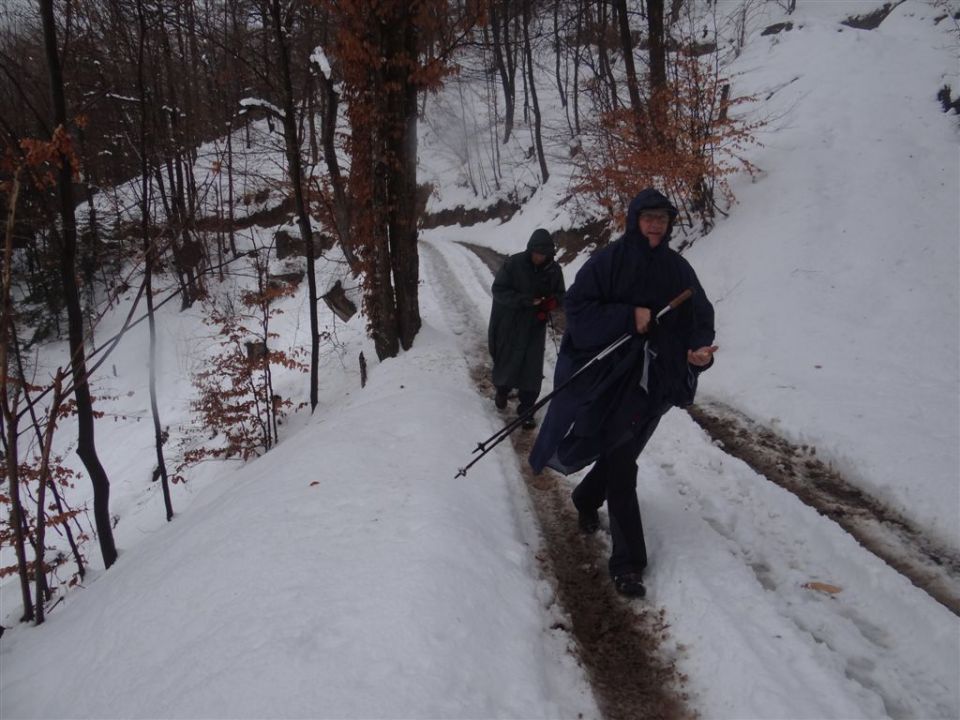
[624,188,679,246]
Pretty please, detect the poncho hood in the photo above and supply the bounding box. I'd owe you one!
[624,188,679,247]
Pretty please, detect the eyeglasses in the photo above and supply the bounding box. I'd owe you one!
[639,212,670,224]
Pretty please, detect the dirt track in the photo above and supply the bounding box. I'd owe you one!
[472,367,694,720]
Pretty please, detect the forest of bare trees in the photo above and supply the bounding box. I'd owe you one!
[0,0,758,625]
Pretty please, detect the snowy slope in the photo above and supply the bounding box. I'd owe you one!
[686,0,960,551]
[0,285,596,719]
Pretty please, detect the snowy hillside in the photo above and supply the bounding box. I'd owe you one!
[689,0,960,550]
[2,1,958,719]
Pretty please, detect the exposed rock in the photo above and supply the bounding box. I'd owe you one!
[420,198,522,229]
[762,21,794,36]
[842,2,897,30]
[322,280,357,322]
[274,229,333,260]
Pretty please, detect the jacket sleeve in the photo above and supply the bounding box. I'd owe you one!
[683,263,716,373]
[564,251,635,350]
[685,264,715,351]
[491,257,532,308]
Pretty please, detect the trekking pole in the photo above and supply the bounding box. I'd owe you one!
[455,288,693,478]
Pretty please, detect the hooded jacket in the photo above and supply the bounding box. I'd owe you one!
[488,230,566,394]
[528,189,715,474]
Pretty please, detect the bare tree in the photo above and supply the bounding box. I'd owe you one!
[39,0,118,568]
[489,0,518,143]
[263,0,322,411]
[647,0,668,96]
[33,370,65,625]
[1,173,34,621]
[134,0,174,521]
[521,0,548,182]
[613,0,643,114]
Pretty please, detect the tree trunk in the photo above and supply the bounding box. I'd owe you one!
[597,0,620,109]
[226,123,237,256]
[384,17,421,350]
[572,0,584,135]
[14,345,86,580]
[268,0,320,411]
[316,71,357,269]
[34,372,64,626]
[136,0,174,522]
[613,0,642,114]
[76,124,100,339]
[39,0,119,569]
[307,74,320,165]
[647,0,667,129]
[521,0,549,183]
[3,392,33,622]
[552,0,567,111]
[368,137,400,360]
[2,175,34,622]
[364,29,400,362]
[490,0,516,143]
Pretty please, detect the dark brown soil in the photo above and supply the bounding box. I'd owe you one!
[420,198,521,229]
[470,365,695,720]
[688,400,960,617]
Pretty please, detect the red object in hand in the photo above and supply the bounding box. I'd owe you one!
[536,311,548,322]
[542,295,559,311]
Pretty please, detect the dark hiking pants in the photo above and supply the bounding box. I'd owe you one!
[570,414,663,578]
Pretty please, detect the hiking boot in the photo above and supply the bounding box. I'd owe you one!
[577,508,600,535]
[494,390,508,410]
[613,573,646,598]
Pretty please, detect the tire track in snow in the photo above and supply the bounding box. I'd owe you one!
[689,400,960,617]
[421,237,695,720]
[656,417,959,719]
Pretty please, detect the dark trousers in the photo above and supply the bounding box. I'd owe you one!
[571,414,663,578]
[496,386,538,414]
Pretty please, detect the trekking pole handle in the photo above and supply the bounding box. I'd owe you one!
[656,288,693,321]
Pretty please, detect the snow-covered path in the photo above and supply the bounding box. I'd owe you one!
[421,233,960,719]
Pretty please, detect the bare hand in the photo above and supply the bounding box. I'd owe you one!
[532,297,543,306]
[687,345,718,367]
[634,307,652,334]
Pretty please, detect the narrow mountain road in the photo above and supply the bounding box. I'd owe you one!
[422,239,693,720]
[421,235,959,720]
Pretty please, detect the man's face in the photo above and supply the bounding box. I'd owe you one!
[638,209,671,247]
[531,251,549,266]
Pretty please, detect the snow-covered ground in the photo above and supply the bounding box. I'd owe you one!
[2,1,958,718]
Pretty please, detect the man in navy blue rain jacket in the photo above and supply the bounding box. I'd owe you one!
[528,188,717,598]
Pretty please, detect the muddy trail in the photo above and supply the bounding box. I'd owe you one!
[471,368,694,720]
[435,241,693,719]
